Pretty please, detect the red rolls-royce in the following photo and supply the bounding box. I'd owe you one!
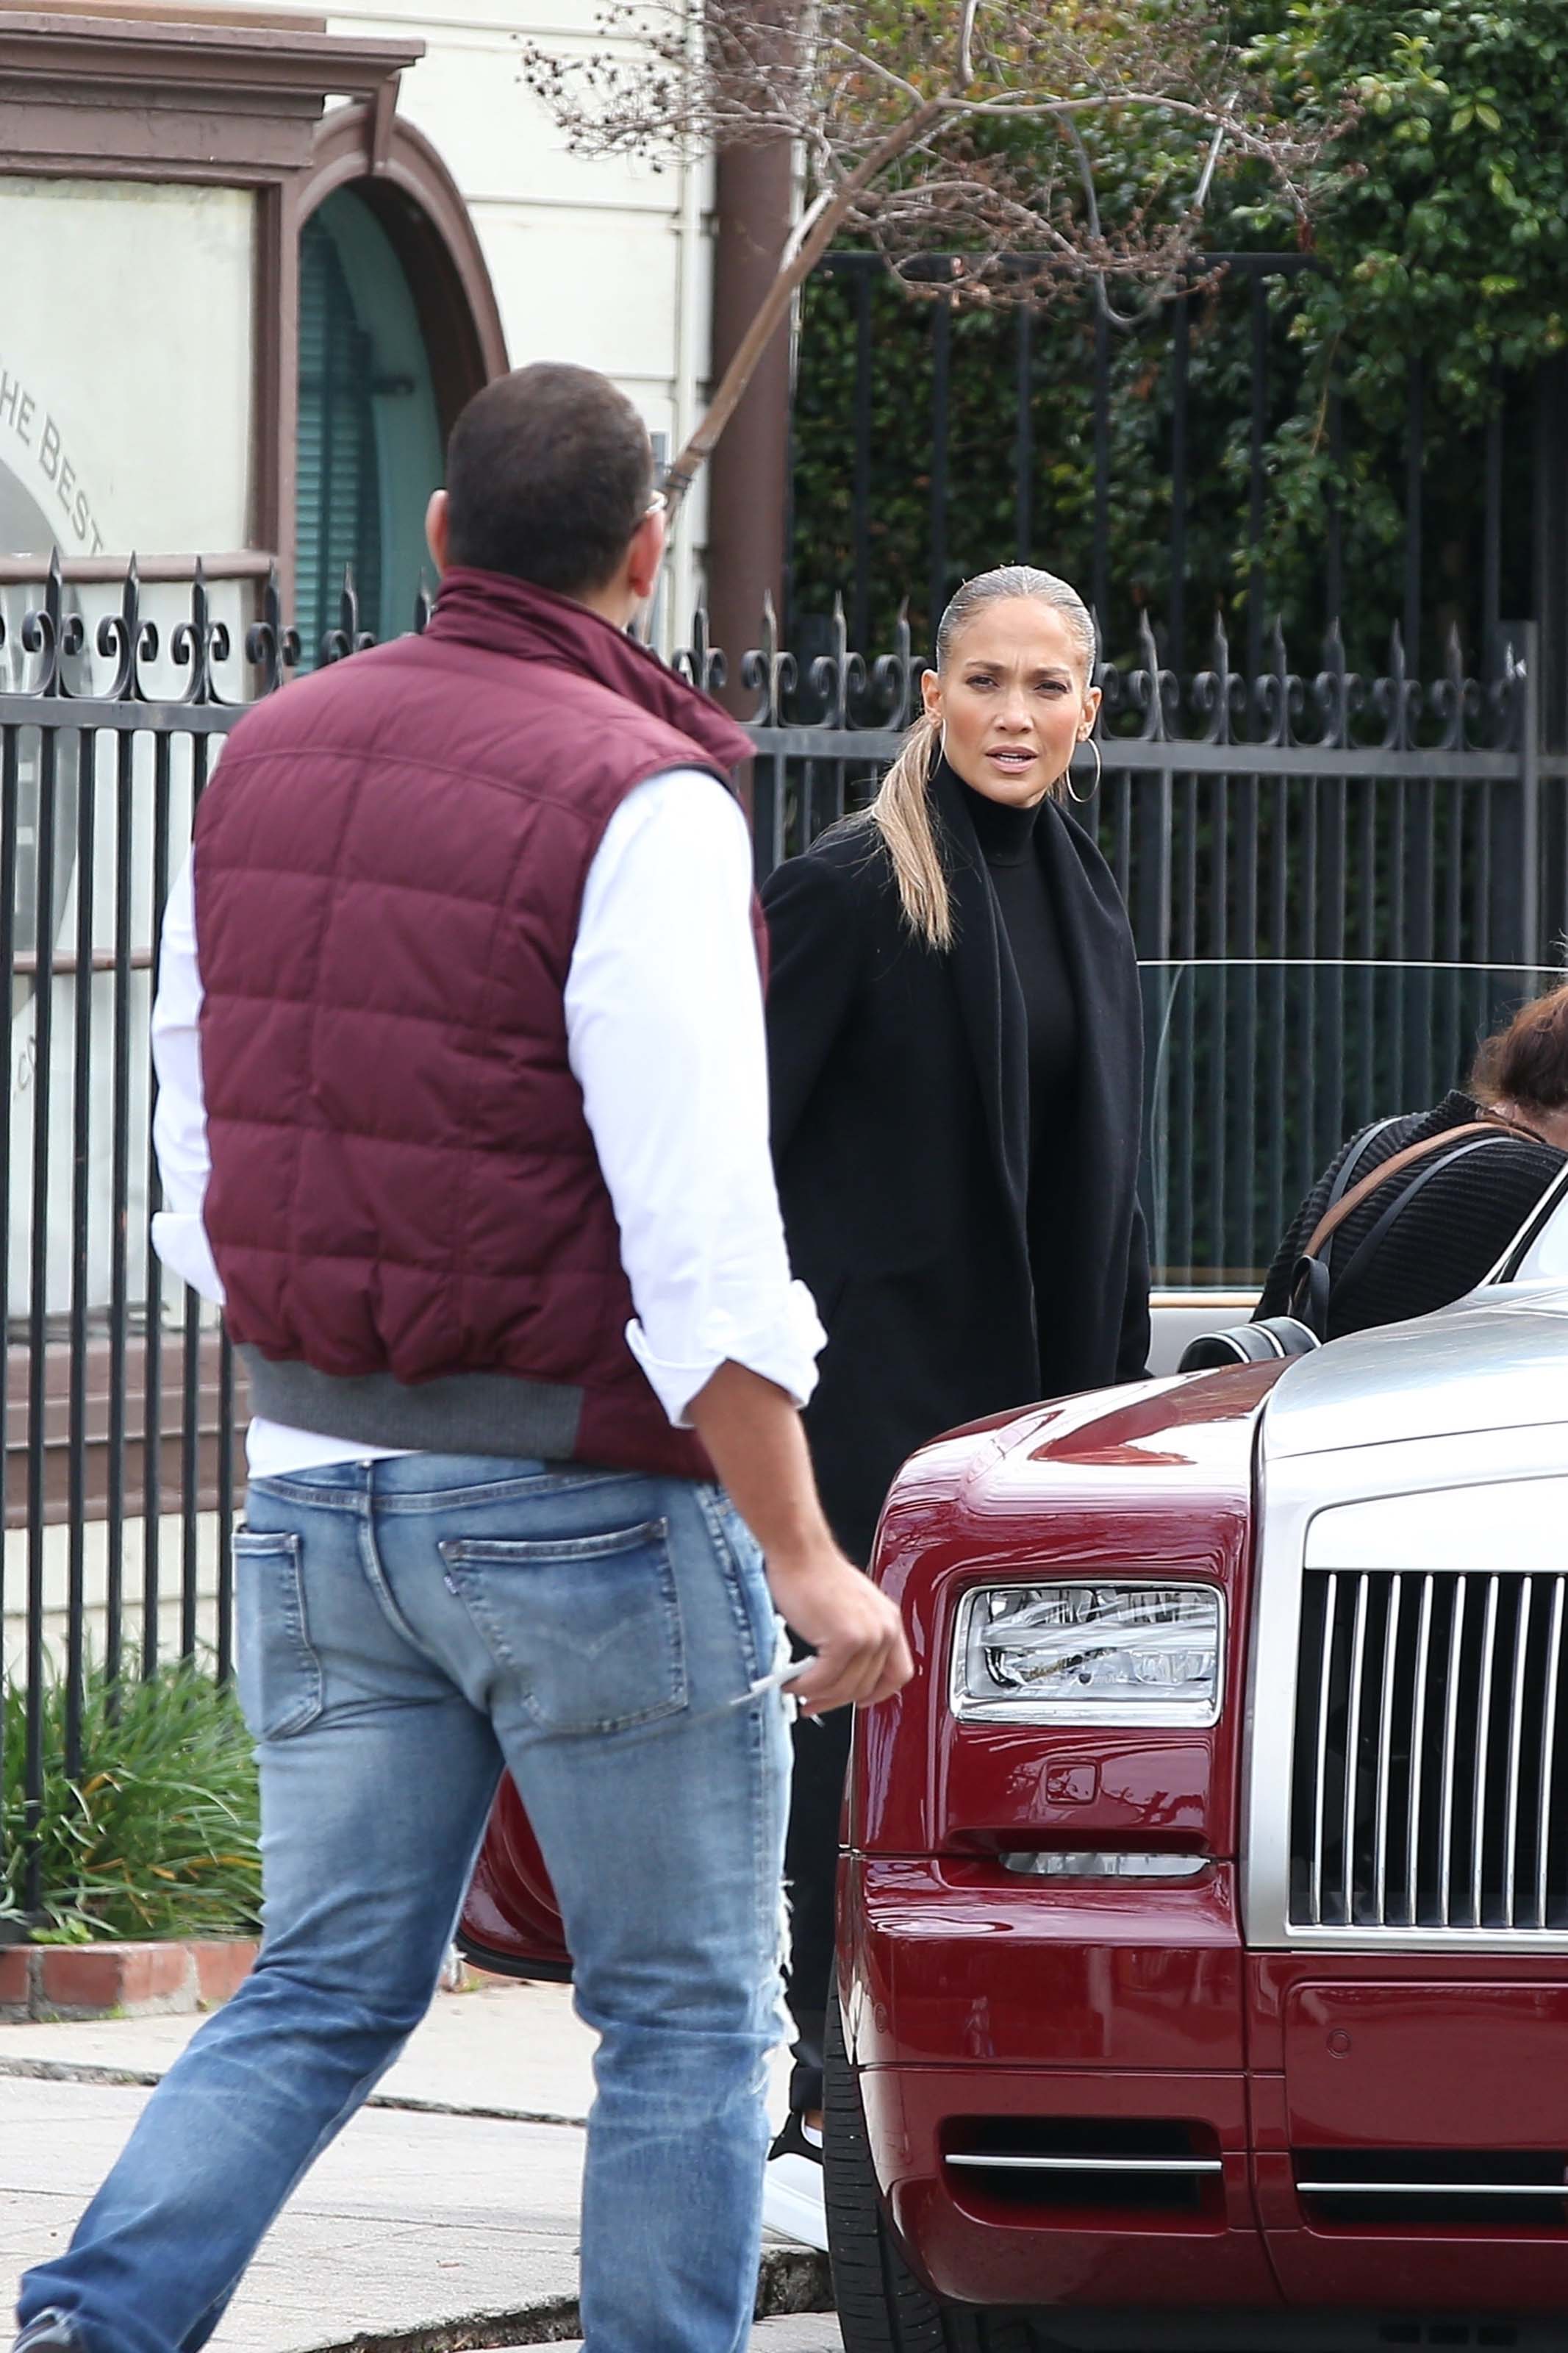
[828,1251,1568,2349]
[460,1177,1568,2352]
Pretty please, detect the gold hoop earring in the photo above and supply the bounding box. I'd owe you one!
[1064,737,1100,807]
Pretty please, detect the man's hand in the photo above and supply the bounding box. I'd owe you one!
[687,1359,914,1715]
[765,1545,913,1716]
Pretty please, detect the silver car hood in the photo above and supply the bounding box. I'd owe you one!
[1261,1280,1568,1460]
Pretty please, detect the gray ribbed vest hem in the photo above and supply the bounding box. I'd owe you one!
[240,1349,584,1460]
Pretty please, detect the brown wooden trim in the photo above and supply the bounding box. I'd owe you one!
[297,105,509,435]
[273,199,303,622]
[11,948,154,977]
[4,1334,247,1531]
[0,553,276,584]
[0,13,418,95]
[0,13,422,179]
[254,177,292,601]
[369,71,401,175]
[26,3,328,30]
[266,101,507,621]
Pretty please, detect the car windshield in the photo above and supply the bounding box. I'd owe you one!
[1139,959,1566,1290]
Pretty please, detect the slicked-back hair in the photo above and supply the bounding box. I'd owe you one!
[859,565,1098,949]
[444,363,654,599]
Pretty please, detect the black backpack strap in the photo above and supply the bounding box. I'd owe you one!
[1319,1129,1520,1328]
[1292,1250,1333,1343]
[1289,1117,1432,1341]
[1325,1116,1403,1216]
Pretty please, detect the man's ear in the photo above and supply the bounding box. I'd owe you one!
[624,506,667,606]
[426,489,451,576]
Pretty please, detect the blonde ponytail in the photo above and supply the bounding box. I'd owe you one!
[861,713,953,949]
[856,563,1098,951]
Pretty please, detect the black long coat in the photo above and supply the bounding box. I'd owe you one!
[762,761,1150,1566]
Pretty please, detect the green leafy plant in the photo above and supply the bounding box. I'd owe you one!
[1243,1,1568,424]
[1,1661,261,1943]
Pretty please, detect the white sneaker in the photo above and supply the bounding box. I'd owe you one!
[762,2113,828,2252]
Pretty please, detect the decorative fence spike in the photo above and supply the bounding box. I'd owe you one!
[867,601,914,734]
[0,557,1537,764]
[245,564,301,694]
[740,590,794,730]
[806,591,866,735]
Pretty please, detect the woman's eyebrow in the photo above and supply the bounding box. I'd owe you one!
[961,658,1073,675]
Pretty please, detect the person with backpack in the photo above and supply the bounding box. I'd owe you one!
[1253,980,1568,1343]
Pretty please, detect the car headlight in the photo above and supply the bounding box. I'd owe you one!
[951,1582,1223,1726]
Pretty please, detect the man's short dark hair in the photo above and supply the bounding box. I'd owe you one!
[444,363,654,598]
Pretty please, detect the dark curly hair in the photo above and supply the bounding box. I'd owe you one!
[1470,980,1568,1113]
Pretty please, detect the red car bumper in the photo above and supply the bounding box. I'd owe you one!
[845,1857,1568,2317]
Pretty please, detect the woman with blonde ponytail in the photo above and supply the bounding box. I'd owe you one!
[759,565,1151,2247]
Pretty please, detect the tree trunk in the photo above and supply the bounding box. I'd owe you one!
[706,135,795,714]
[662,96,945,529]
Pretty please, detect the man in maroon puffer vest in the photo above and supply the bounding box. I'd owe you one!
[15,365,910,2353]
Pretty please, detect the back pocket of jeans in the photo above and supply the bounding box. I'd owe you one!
[234,1529,323,1740]
[438,1518,686,1736]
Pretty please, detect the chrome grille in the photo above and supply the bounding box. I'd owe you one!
[1290,1569,1568,1930]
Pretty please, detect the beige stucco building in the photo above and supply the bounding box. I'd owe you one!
[0,0,720,641]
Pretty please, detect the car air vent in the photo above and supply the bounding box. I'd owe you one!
[942,2117,1221,2218]
[1378,2327,1519,2348]
[1290,1567,1568,1930]
[1295,2148,1568,2230]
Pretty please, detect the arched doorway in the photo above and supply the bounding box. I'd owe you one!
[296,188,443,660]
[293,109,507,663]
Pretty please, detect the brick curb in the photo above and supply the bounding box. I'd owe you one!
[0,1938,257,2021]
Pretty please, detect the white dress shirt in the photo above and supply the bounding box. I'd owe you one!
[151,765,824,1477]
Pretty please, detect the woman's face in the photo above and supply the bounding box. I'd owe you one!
[920,598,1101,807]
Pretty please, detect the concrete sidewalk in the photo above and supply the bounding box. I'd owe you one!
[0,1980,838,2352]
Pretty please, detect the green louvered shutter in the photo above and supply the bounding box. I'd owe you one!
[296,211,383,668]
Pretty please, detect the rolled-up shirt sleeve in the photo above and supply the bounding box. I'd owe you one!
[565,768,825,1427]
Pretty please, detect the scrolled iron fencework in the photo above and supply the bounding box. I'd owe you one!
[0,557,1563,1925]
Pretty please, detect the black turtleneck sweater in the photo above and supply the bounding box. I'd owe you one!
[956,771,1079,1221]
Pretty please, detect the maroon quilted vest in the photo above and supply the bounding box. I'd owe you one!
[194,567,755,1480]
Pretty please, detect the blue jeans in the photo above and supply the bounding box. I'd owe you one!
[18,1455,792,2353]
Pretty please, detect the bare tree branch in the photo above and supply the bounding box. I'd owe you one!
[824,38,923,106]
[513,0,1344,534]
[957,0,980,88]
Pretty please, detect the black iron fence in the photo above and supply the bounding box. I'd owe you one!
[792,253,1568,744]
[0,554,1564,1904]
[742,596,1567,1282]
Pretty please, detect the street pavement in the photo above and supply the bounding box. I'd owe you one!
[0,1978,838,2352]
